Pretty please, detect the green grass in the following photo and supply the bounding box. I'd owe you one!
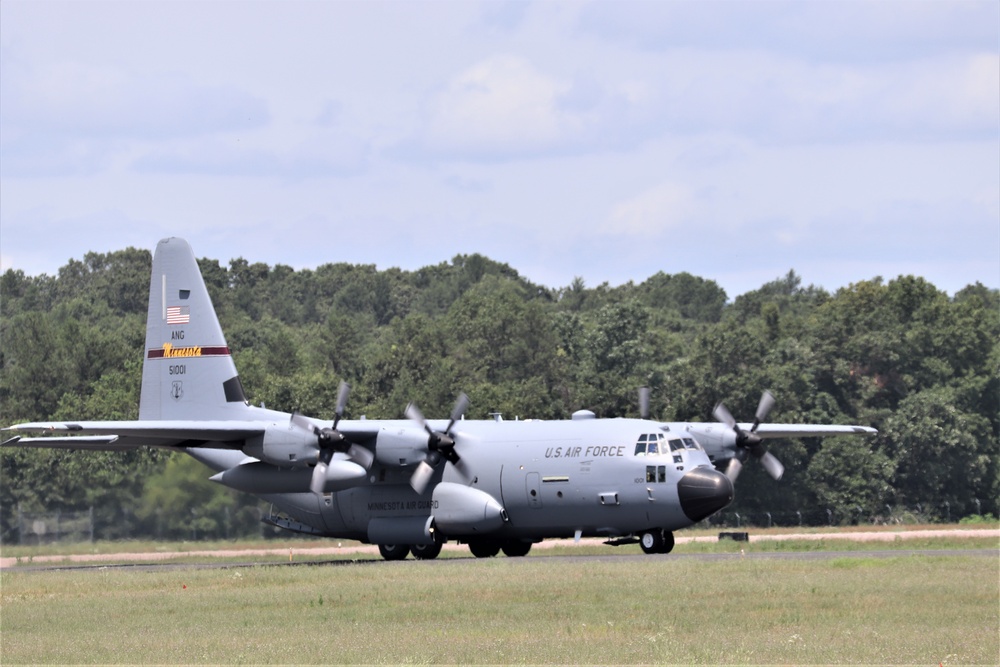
[2,552,997,664]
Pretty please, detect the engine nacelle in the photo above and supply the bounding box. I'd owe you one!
[210,461,312,493]
[432,482,507,535]
[242,423,318,468]
[316,459,368,492]
[211,458,367,493]
[684,424,738,462]
[374,426,429,467]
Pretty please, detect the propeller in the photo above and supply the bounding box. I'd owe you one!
[638,387,651,420]
[712,390,784,482]
[406,393,470,494]
[290,382,374,494]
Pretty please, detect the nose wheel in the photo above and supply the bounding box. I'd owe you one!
[639,529,675,554]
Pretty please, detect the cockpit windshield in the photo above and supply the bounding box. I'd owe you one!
[634,432,704,458]
[634,433,664,456]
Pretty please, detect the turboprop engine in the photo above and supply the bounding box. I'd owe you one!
[242,423,319,468]
[374,426,431,467]
[364,483,507,546]
[431,482,507,535]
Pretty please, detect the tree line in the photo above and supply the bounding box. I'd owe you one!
[1,247,997,542]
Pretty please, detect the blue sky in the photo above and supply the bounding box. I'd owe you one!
[2,1,997,298]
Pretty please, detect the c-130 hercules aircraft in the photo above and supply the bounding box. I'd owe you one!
[4,238,876,559]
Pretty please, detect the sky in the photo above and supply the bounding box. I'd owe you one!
[1,0,998,299]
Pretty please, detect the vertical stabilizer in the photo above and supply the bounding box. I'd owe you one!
[139,238,252,420]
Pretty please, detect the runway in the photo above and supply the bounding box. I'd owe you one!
[4,528,996,573]
[0,528,1000,569]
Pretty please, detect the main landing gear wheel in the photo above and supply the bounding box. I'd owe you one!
[500,540,532,557]
[640,529,673,554]
[378,543,410,561]
[660,531,675,554]
[411,541,443,560]
[468,539,501,558]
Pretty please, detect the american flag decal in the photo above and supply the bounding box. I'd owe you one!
[166,306,190,325]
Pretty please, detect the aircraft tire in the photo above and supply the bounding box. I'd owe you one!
[410,541,443,560]
[659,531,675,554]
[378,543,410,561]
[639,530,665,555]
[500,540,532,557]
[468,539,501,558]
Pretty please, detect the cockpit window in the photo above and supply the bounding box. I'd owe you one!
[668,438,684,452]
[634,433,666,456]
[682,438,701,451]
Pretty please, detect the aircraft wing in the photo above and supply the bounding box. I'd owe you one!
[2,420,267,450]
[742,423,877,439]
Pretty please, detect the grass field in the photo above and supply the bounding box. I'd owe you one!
[2,538,997,664]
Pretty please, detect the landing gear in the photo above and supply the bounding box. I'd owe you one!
[378,543,410,561]
[639,530,663,554]
[468,538,501,558]
[639,529,674,554]
[500,540,532,557]
[411,541,443,560]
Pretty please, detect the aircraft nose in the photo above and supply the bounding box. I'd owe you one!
[677,467,734,522]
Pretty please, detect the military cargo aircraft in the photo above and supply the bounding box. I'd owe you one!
[3,238,876,559]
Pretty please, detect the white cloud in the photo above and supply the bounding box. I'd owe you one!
[413,53,658,161]
[606,182,694,237]
[422,54,570,158]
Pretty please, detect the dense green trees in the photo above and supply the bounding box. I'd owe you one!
[2,249,996,543]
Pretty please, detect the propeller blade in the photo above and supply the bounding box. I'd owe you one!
[406,393,470,493]
[724,457,743,483]
[333,381,350,425]
[410,460,436,494]
[310,461,328,495]
[290,411,316,434]
[449,392,470,426]
[713,402,737,430]
[752,390,776,432]
[405,402,431,433]
[347,443,374,471]
[638,387,650,420]
[449,455,472,483]
[759,450,784,481]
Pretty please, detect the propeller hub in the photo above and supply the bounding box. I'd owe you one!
[713,390,784,482]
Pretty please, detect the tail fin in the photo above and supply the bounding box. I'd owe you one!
[139,238,253,420]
